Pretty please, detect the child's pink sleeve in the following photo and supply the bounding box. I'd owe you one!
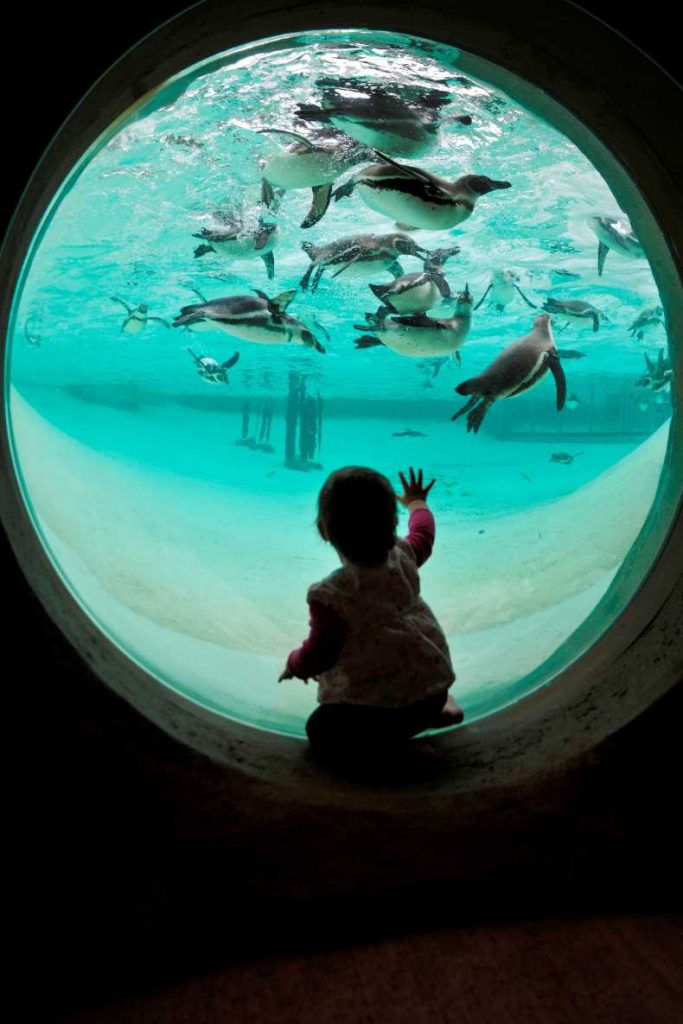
[286,600,346,679]
[404,505,436,567]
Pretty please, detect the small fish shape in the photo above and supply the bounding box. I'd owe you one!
[392,428,427,437]
[550,451,584,464]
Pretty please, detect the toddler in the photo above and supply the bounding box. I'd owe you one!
[279,465,463,760]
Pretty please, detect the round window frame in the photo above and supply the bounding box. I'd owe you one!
[0,0,681,804]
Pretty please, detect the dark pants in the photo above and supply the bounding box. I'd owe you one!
[306,691,449,760]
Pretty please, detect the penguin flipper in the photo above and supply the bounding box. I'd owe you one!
[110,296,132,314]
[260,179,284,214]
[261,252,275,279]
[435,275,452,299]
[194,244,214,258]
[514,284,537,309]
[332,178,356,203]
[186,348,203,366]
[450,395,479,422]
[547,352,567,411]
[597,241,609,276]
[223,352,240,370]
[431,357,448,378]
[354,335,384,349]
[299,263,315,291]
[189,287,208,303]
[591,311,600,332]
[369,282,391,300]
[371,151,435,186]
[473,284,491,311]
[467,398,492,434]
[258,128,316,149]
[301,184,333,229]
[272,290,297,312]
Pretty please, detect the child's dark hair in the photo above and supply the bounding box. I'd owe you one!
[317,466,398,567]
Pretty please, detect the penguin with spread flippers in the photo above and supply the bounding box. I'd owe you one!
[193,212,279,279]
[369,245,460,317]
[334,151,510,230]
[541,297,607,332]
[187,349,240,384]
[628,305,664,343]
[354,284,473,364]
[173,291,326,352]
[588,214,644,276]
[259,128,371,229]
[110,297,170,334]
[296,79,470,158]
[636,350,672,393]
[474,269,536,312]
[451,312,566,434]
[299,232,429,292]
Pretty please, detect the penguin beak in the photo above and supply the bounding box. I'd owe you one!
[488,179,511,192]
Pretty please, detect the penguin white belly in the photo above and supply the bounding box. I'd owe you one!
[212,234,277,259]
[186,319,219,334]
[214,320,285,344]
[337,257,396,280]
[264,152,341,189]
[328,118,434,158]
[593,223,642,259]
[491,281,515,306]
[390,280,440,313]
[379,325,464,357]
[123,316,145,335]
[356,183,467,229]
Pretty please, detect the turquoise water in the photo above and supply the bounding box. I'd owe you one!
[6,32,672,735]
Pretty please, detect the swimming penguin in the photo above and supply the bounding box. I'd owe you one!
[299,233,429,292]
[296,79,469,158]
[173,291,326,352]
[550,451,584,464]
[451,312,566,433]
[541,297,606,332]
[193,213,279,278]
[474,269,536,312]
[369,245,460,317]
[588,214,644,276]
[334,152,511,231]
[555,349,587,360]
[110,297,170,335]
[628,305,664,343]
[259,128,371,229]
[635,350,672,393]
[187,349,240,384]
[354,284,473,364]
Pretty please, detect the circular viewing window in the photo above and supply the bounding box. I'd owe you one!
[3,23,680,746]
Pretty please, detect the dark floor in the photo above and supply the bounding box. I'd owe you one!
[54,912,682,1024]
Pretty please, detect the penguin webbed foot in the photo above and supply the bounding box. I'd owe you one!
[466,399,491,434]
[450,395,479,422]
[354,335,383,349]
[332,179,356,203]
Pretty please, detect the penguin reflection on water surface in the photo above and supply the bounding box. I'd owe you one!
[451,312,566,434]
[296,78,470,158]
[335,151,510,231]
[173,291,326,352]
[299,233,429,292]
[354,284,474,364]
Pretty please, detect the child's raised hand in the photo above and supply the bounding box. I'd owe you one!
[397,467,436,506]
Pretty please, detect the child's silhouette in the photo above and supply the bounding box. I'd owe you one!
[280,465,463,762]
